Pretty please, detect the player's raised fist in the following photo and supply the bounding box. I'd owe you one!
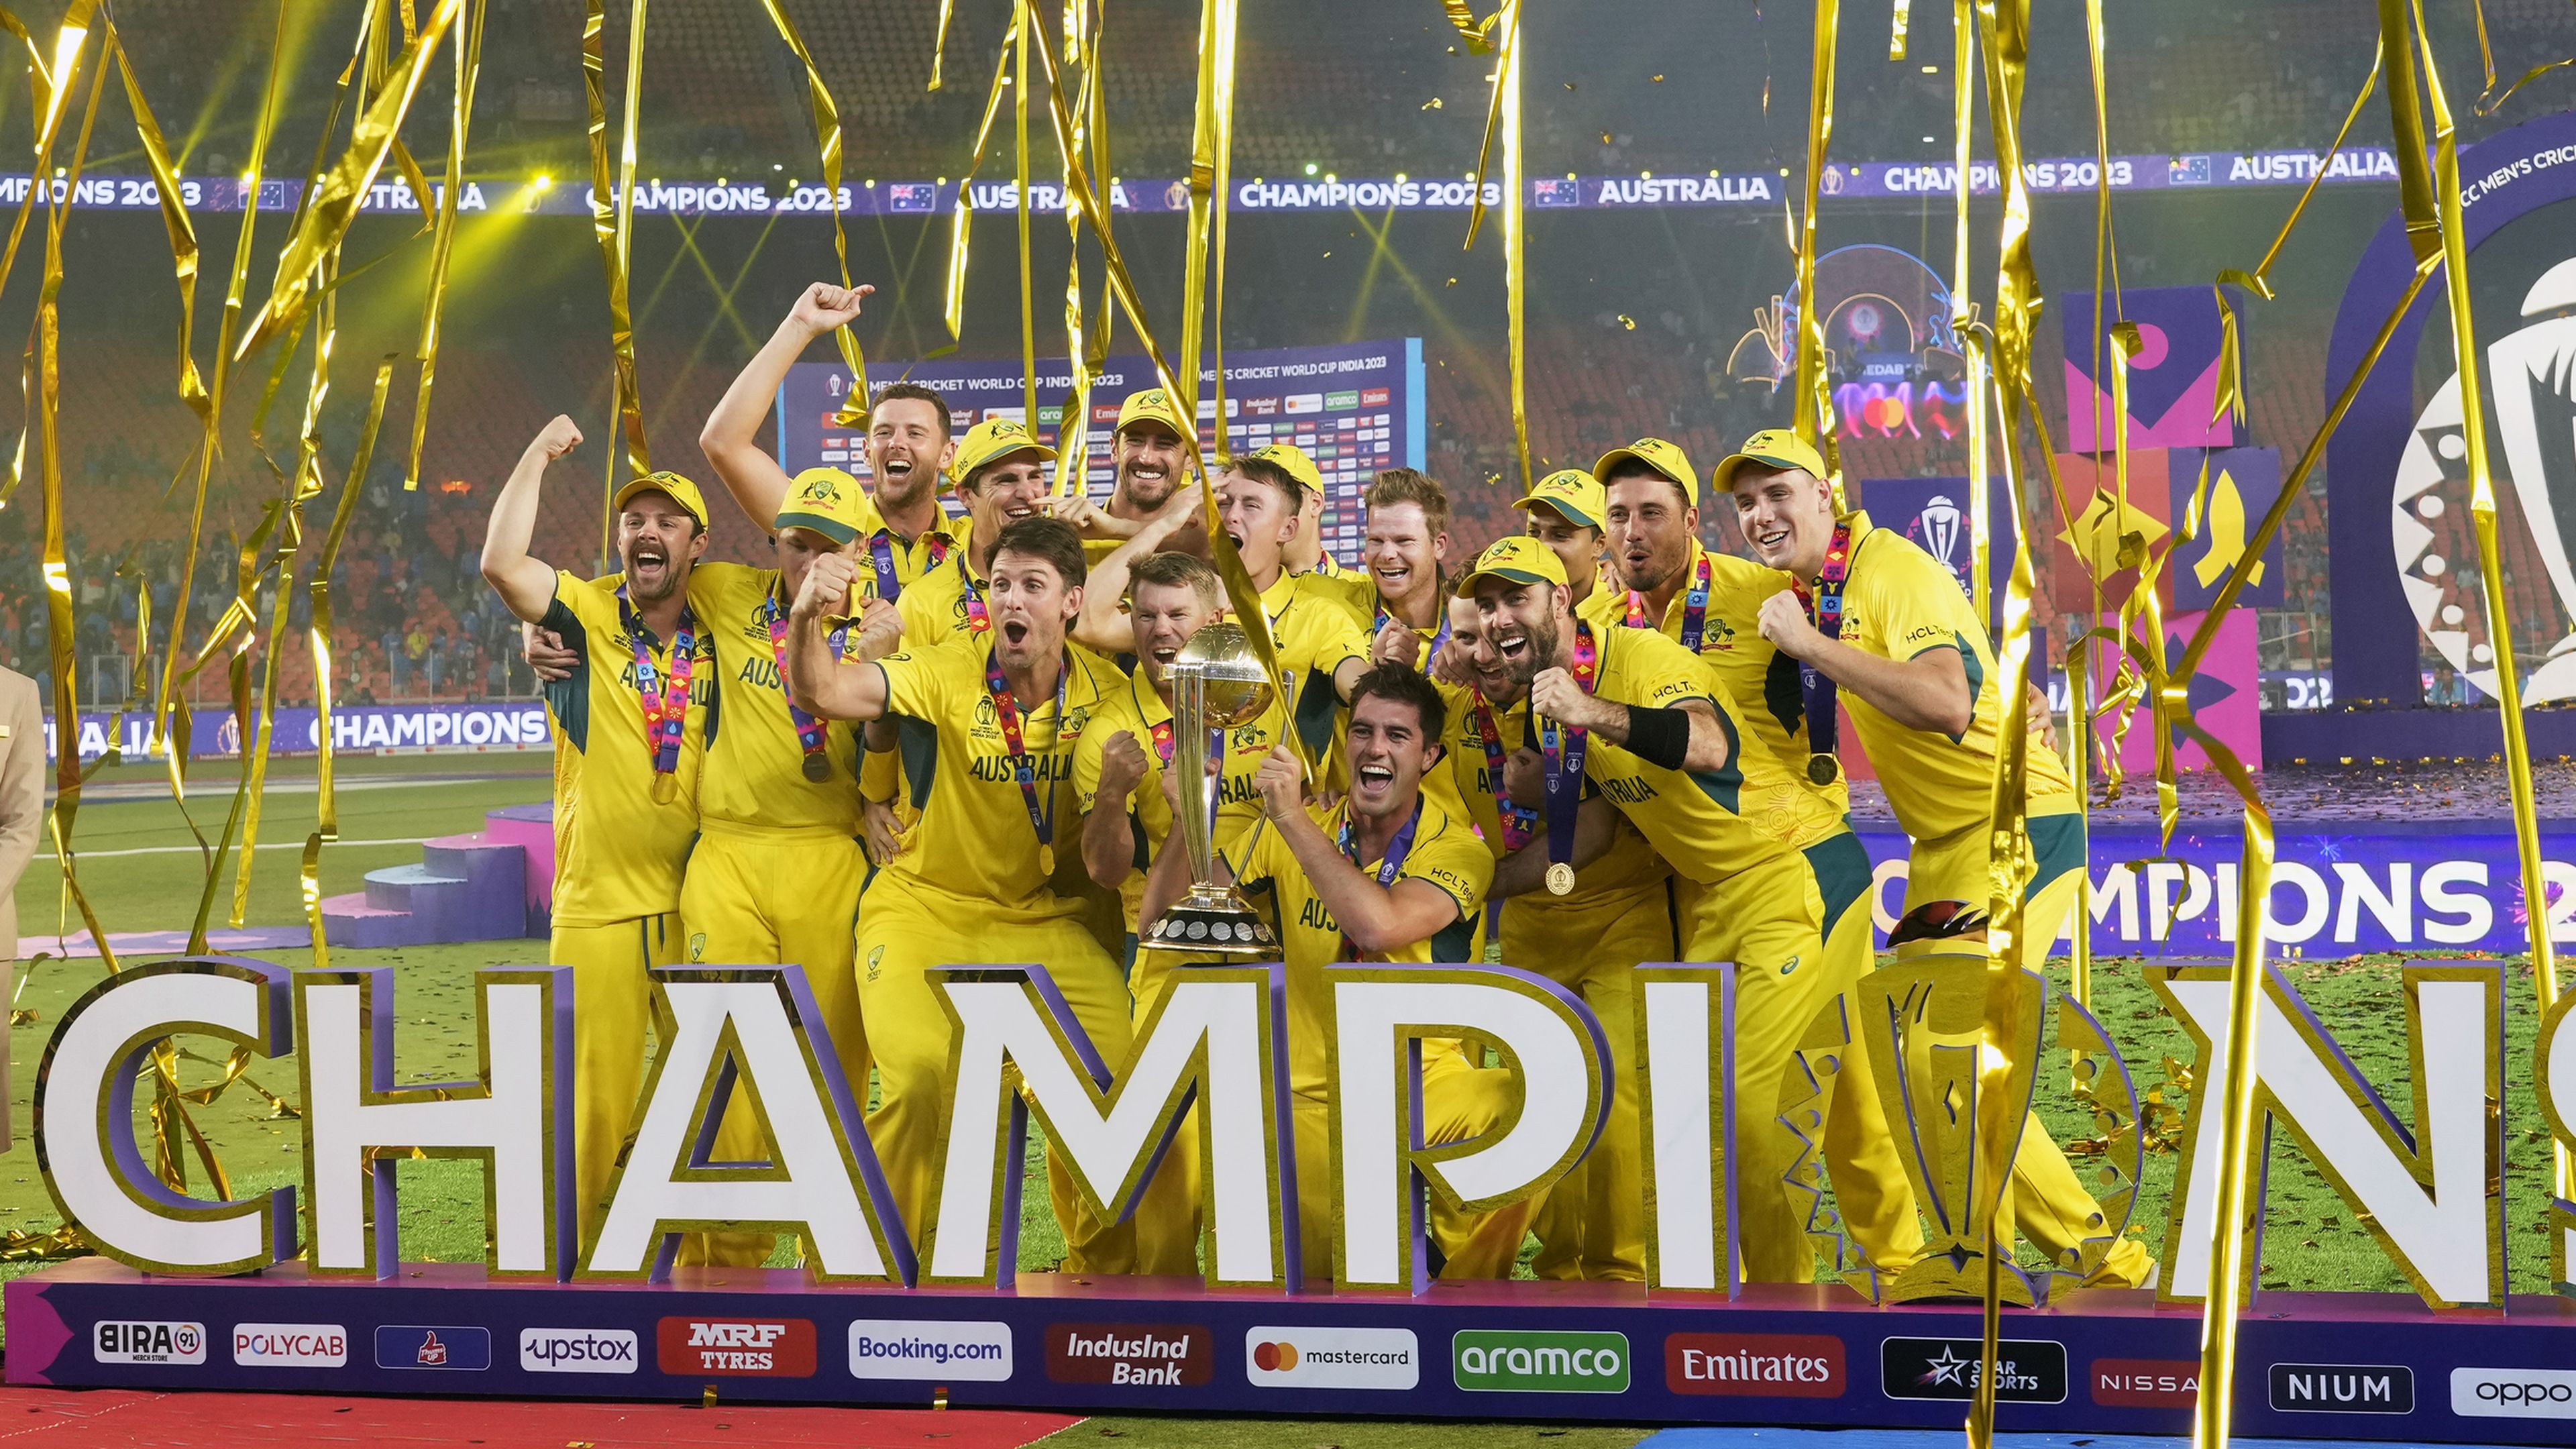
[531,415,582,460]
[796,550,861,619]
[791,282,873,333]
[1254,743,1304,821]
[1097,729,1149,800]
[1756,588,1828,660]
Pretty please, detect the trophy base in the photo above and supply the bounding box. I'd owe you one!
[1144,892,1278,957]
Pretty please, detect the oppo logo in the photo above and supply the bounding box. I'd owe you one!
[2453,1366,2576,1419]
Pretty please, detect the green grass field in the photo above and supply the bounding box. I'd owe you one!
[0,748,2563,1445]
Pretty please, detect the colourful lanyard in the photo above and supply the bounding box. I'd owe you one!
[1536,623,1599,892]
[1623,551,1711,649]
[759,594,847,782]
[1335,799,1423,963]
[1790,523,1856,786]
[960,563,992,634]
[867,528,949,602]
[985,647,1078,875]
[1375,596,1454,655]
[1468,694,1538,851]
[617,588,696,803]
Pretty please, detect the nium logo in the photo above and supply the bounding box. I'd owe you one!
[92,1320,205,1365]
[1880,1337,2068,1404]
[848,1320,1013,1383]
[1452,1330,1630,1393]
[655,1318,817,1378]
[2267,1362,2415,1414]
[2092,1356,2200,1407]
[2453,1366,2576,1419]
[1044,1322,1212,1387]
[1244,1326,1419,1391]
[232,1323,349,1368]
[1664,1332,1845,1399]
[519,1328,640,1375]
[374,1326,490,1371]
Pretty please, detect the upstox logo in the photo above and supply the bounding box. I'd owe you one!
[519,1328,639,1375]
[1452,1330,1629,1393]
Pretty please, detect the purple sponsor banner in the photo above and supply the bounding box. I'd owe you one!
[43,703,551,763]
[2060,286,2240,451]
[1852,476,2015,621]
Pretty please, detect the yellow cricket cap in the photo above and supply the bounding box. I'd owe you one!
[773,466,869,545]
[1114,387,1191,438]
[1592,437,1700,506]
[1710,428,1832,496]
[1454,534,1569,596]
[1233,441,1323,500]
[1515,468,1607,530]
[611,470,710,531]
[947,417,1057,486]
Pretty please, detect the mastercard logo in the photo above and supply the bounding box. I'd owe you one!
[1251,1341,1301,1372]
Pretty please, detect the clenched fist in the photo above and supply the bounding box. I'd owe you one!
[531,415,582,461]
[1755,588,1831,661]
[796,551,861,621]
[1097,729,1150,802]
[790,282,872,335]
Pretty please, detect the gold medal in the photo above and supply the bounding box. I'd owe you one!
[651,772,680,804]
[1546,861,1574,896]
[802,753,832,783]
[1039,843,1056,877]
[1807,754,1840,786]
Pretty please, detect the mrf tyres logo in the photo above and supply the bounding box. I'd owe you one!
[848,1320,1014,1383]
[93,1321,205,1365]
[1665,1332,1844,1398]
[520,1328,639,1375]
[2268,1362,2414,1414]
[1244,1326,1419,1391]
[1880,1337,2067,1404]
[1044,1323,1212,1386]
[655,1318,817,1378]
[1452,1330,1630,1393]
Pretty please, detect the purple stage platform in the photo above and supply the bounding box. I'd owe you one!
[320,804,551,949]
[9,1261,2571,1442]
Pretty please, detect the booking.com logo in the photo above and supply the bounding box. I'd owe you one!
[2453,1366,2576,1419]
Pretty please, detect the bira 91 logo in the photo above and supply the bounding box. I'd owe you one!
[1044,1323,1212,1386]
[655,1318,817,1378]
[2093,1357,2200,1407]
[1880,1337,2068,1404]
[1665,1333,1845,1398]
[93,1321,205,1365]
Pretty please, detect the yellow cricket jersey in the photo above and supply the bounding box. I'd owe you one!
[1072,667,1277,928]
[686,562,861,833]
[872,634,1130,916]
[1220,796,1493,1100]
[1570,621,1845,886]
[1583,541,1846,815]
[892,548,993,649]
[1254,570,1373,764]
[1828,511,2074,837]
[1436,682,1670,895]
[537,572,715,927]
[847,497,966,604]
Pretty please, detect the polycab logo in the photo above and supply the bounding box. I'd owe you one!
[1044,1323,1212,1386]
[92,1321,205,1365]
[374,1326,490,1371]
[1665,1332,1845,1398]
[655,1318,818,1378]
[519,1328,641,1375]
[2453,1366,2576,1419]
[847,1320,1014,1383]
[2092,1357,2200,1407]
[2267,1362,2414,1414]
[1244,1326,1419,1391]
[232,1324,349,1368]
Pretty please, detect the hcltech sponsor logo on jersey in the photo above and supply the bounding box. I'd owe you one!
[1044,1324,1212,1386]
[374,1326,491,1371]
[1880,1338,2068,1404]
[520,1328,640,1375]
[2267,1362,2414,1414]
[1452,1330,1631,1393]
[1244,1326,1420,1391]
[1664,1332,1845,1397]
[655,1318,818,1378]
[92,1321,205,1365]
[2453,1366,2576,1419]
[847,1320,1014,1383]
[232,1324,349,1368]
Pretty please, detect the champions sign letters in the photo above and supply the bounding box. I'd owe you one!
[13,951,2576,1438]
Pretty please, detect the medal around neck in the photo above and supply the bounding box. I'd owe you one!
[1544,861,1575,896]
[1145,622,1281,958]
[1807,753,1840,786]
[802,753,832,783]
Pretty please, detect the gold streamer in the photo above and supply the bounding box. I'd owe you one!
[1950,0,1983,620]
[2475,54,2576,117]
[581,0,649,497]
[1888,0,1909,60]
[930,0,955,90]
[755,0,870,423]
[1015,0,1037,424]
[941,35,1019,349]
[402,0,485,489]
[1790,0,1839,467]
[1053,0,1104,497]
[1436,0,1500,52]
[1179,0,1240,453]
[301,358,398,969]
[105,19,206,430]
[1500,0,1529,492]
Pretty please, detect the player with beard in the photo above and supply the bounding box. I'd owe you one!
[1207,443,1375,759]
[784,516,1136,1273]
[1139,667,1536,1283]
[889,419,1062,649]
[1446,535,1916,1285]
[1432,539,1668,1282]
[1313,468,1454,669]
[1723,430,2155,1288]
[480,418,716,1246]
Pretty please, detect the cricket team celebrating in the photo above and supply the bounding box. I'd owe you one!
[479,280,2151,1289]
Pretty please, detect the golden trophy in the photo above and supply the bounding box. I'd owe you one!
[1142,621,1281,957]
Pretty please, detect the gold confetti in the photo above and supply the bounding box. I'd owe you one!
[1423,96,1443,109]
[1652,73,1665,82]
[1617,314,1635,329]
[1446,276,1458,286]
[1562,81,1575,90]
[1599,131,1613,144]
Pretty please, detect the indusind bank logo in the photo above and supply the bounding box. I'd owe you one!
[1044,1322,1212,1386]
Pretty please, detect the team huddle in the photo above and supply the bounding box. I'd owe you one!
[478,280,2149,1289]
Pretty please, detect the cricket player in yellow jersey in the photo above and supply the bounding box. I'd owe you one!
[784,516,1136,1273]
[1515,469,1615,608]
[1140,667,1534,1282]
[480,417,714,1246]
[1309,468,1454,669]
[1057,387,1210,560]
[1283,472,1348,579]
[1449,535,1911,1283]
[1723,427,2154,1288]
[892,419,1061,649]
[1436,540,1672,1282]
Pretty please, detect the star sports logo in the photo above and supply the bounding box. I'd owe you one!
[1880,1336,2066,1404]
